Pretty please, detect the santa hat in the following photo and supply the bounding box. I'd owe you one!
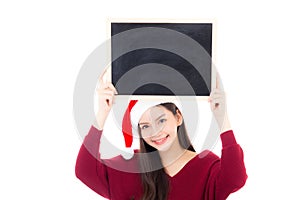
[121,99,182,160]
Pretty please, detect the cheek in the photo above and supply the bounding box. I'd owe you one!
[143,137,152,145]
[164,121,178,134]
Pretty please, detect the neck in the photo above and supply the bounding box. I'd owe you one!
[158,137,186,167]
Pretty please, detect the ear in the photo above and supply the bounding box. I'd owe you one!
[175,109,183,126]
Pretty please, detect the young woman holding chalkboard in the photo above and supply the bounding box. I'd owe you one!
[75,69,247,200]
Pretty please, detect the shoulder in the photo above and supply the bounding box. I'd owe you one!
[177,151,221,182]
[198,150,219,160]
[101,152,140,173]
[190,150,220,169]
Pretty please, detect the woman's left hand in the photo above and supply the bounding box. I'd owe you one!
[208,74,231,132]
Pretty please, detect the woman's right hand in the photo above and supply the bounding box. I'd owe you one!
[95,68,118,130]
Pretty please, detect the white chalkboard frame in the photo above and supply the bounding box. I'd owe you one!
[106,18,217,102]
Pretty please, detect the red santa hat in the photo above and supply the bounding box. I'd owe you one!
[121,98,182,160]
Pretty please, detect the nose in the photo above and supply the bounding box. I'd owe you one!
[151,123,165,137]
[141,124,165,139]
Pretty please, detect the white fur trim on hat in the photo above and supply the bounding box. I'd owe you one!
[130,99,182,131]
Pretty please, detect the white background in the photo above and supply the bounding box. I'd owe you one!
[1,0,300,199]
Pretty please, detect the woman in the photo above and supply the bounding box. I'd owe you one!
[75,69,247,200]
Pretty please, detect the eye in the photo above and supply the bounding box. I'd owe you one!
[158,118,166,124]
[141,125,149,130]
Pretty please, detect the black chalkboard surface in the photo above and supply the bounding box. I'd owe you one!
[111,22,213,96]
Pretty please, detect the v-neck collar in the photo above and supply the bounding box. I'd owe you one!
[166,154,199,179]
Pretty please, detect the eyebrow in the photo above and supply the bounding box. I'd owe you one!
[139,114,166,125]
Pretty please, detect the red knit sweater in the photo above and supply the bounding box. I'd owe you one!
[75,126,247,200]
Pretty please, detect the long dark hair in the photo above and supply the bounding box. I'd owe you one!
[138,103,195,200]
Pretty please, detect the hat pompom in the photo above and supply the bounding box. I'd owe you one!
[121,147,134,160]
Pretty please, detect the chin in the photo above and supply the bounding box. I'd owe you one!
[155,140,173,152]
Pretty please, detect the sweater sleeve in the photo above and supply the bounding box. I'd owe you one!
[211,130,248,200]
[75,125,110,199]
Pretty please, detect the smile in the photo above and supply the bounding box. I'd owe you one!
[151,135,169,145]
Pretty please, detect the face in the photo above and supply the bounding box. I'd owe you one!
[138,105,182,152]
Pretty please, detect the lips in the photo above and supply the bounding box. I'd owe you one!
[151,135,169,145]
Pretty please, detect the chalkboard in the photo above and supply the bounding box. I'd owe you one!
[111,22,213,96]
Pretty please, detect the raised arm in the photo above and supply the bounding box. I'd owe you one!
[207,73,247,199]
[75,68,118,198]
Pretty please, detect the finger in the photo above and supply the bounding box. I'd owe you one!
[99,94,112,100]
[208,96,221,102]
[211,88,222,93]
[99,82,118,94]
[97,89,115,97]
[102,90,115,96]
[210,90,224,96]
[211,91,225,98]
[98,71,106,85]
[210,92,223,98]
[112,95,116,104]
[216,72,219,89]
[99,82,109,89]
[99,82,111,90]
[210,96,224,102]
[211,99,222,105]
[215,72,226,92]
[98,66,110,84]
[210,88,224,95]
[107,83,118,94]
[210,93,224,101]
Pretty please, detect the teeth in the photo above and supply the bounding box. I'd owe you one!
[152,135,168,143]
[153,137,164,142]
